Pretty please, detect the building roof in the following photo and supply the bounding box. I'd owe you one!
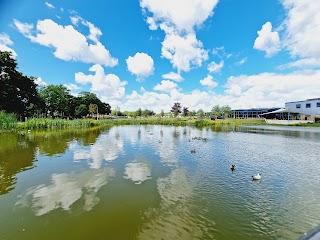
[286,98,320,104]
[259,108,300,116]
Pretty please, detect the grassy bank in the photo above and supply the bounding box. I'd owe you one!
[3,112,320,131]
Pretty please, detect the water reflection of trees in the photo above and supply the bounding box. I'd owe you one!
[0,133,37,195]
[0,127,107,195]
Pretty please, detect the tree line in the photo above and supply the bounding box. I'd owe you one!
[0,51,111,119]
[170,102,232,119]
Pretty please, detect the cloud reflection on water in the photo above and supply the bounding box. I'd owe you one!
[73,128,124,169]
[124,162,151,184]
[138,169,209,239]
[15,168,114,216]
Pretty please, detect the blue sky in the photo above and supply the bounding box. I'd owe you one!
[0,0,319,112]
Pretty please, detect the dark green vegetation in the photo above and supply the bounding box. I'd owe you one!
[0,51,111,120]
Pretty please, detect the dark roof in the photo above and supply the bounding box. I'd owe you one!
[286,98,320,104]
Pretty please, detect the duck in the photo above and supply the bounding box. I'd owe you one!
[191,149,196,153]
[252,173,261,180]
[231,164,236,171]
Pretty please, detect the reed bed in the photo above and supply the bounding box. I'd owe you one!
[0,111,17,130]
[17,118,99,129]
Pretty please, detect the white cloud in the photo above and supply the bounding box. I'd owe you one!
[140,0,218,33]
[75,64,127,100]
[278,58,320,69]
[154,80,178,92]
[82,20,102,43]
[235,57,247,66]
[13,19,34,37]
[162,72,183,82]
[254,22,280,57]
[208,60,224,73]
[14,19,118,67]
[63,83,80,91]
[34,77,48,87]
[45,2,55,9]
[212,46,231,59]
[126,52,154,80]
[161,32,208,73]
[0,33,17,58]
[70,16,80,26]
[224,70,320,108]
[200,75,218,88]
[140,0,218,73]
[100,68,320,113]
[282,0,320,58]
[147,17,158,30]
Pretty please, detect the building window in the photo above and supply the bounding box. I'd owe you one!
[306,103,311,108]
[296,104,301,108]
[317,102,320,107]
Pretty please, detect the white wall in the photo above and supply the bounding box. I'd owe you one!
[285,99,320,115]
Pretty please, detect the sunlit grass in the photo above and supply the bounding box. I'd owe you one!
[0,111,17,130]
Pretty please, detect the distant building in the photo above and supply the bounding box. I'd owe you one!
[285,98,320,120]
[230,108,280,119]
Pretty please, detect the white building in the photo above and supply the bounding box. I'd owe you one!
[285,98,320,118]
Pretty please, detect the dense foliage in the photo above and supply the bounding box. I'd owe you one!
[0,51,111,119]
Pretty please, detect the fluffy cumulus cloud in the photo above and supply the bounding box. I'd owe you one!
[140,0,218,33]
[0,33,17,58]
[13,19,118,67]
[208,60,224,73]
[282,0,320,59]
[75,64,127,100]
[161,32,208,73]
[63,83,80,91]
[254,22,280,57]
[200,75,218,88]
[140,0,218,73]
[224,70,320,108]
[126,52,154,80]
[162,72,183,82]
[104,68,320,113]
[34,77,48,87]
[153,80,178,92]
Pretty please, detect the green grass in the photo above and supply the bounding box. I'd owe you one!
[0,111,17,130]
[17,118,100,129]
[3,115,320,131]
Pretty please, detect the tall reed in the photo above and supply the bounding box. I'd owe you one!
[0,111,17,130]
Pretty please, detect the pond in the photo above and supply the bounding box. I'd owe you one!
[0,125,320,240]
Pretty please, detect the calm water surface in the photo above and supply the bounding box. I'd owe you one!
[0,125,320,239]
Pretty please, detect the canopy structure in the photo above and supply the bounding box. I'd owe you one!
[259,108,301,120]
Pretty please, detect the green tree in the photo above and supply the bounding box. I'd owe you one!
[142,109,155,117]
[220,105,231,119]
[0,51,42,118]
[89,104,97,117]
[171,102,181,117]
[75,104,88,118]
[183,107,189,116]
[136,108,142,117]
[212,105,220,119]
[197,109,204,118]
[39,85,71,117]
[160,109,164,117]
